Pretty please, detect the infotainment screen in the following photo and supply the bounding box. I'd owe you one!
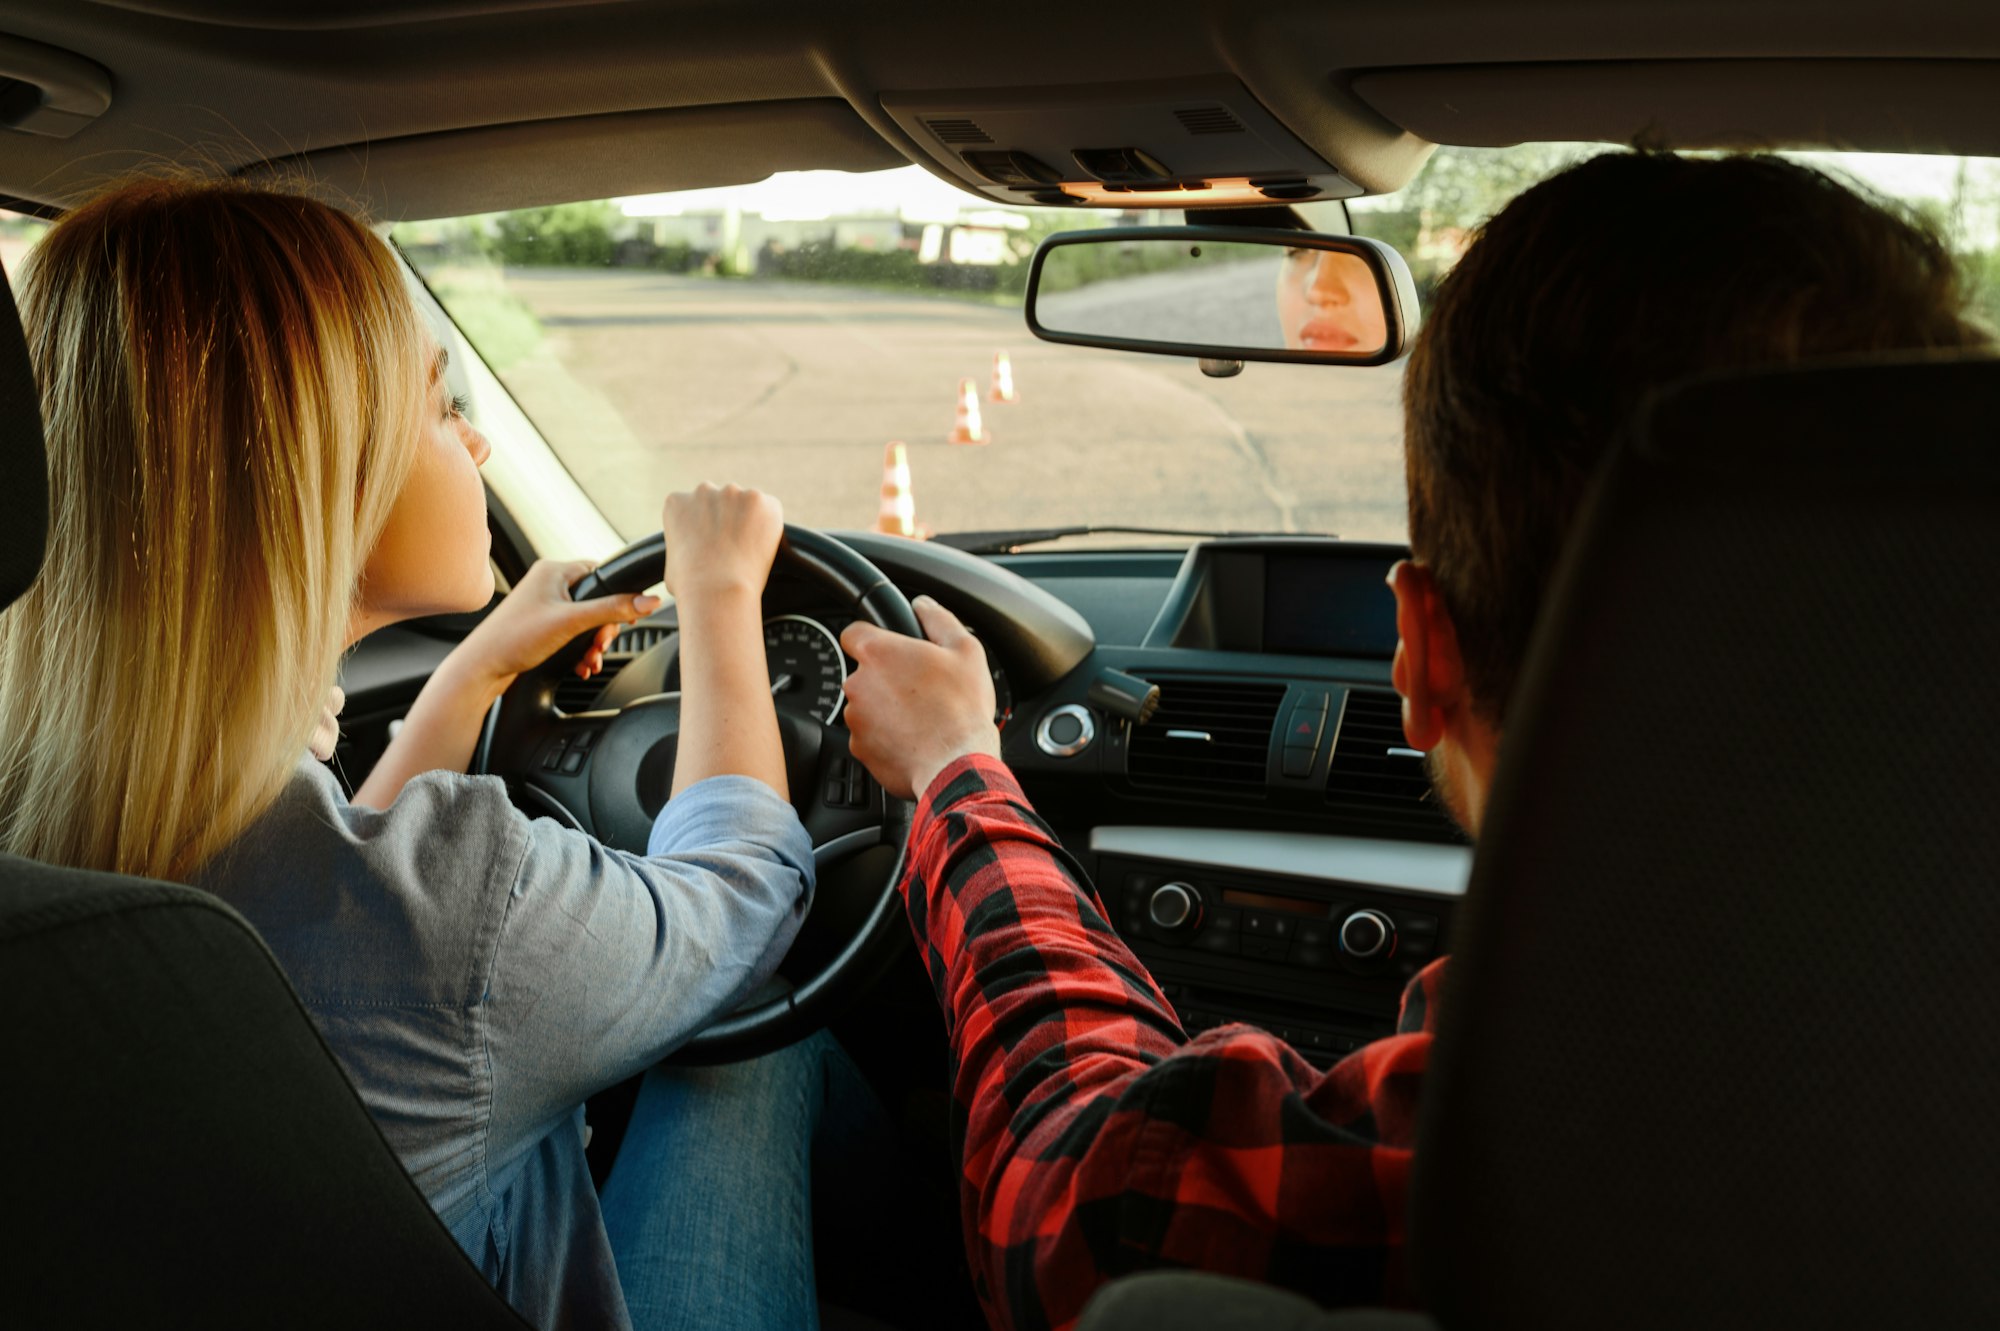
[1262,551,1400,658]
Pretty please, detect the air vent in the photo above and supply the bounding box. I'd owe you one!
[612,625,671,654]
[552,671,615,715]
[1174,105,1247,136]
[1126,676,1286,799]
[554,623,669,714]
[1324,690,1463,842]
[924,117,993,145]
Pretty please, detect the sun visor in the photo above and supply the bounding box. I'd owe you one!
[244,98,906,222]
[1352,59,2000,156]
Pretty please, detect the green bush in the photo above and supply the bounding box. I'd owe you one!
[489,201,620,267]
[425,268,544,373]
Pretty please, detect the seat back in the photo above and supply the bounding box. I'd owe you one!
[0,236,526,1326]
[1412,356,2000,1328]
[1,858,532,1327]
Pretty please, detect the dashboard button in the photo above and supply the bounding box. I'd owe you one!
[1339,909,1396,961]
[1281,747,1314,778]
[1204,905,1241,933]
[1193,929,1239,956]
[1035,704,1095,757]
[1296,918,1332,949]
[1148,882,1200,931]
[1242,937,1291,961]
[1283,707,1325,749]
[1290,943,1333,969]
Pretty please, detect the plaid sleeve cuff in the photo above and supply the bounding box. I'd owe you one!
[915,750,1024,822]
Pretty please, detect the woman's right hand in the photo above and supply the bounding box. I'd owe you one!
[660,484,790,799]
[662,484,784,605]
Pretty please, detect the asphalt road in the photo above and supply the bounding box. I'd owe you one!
[491,267,1409,546]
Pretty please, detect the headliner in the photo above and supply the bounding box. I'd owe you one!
[1,0,1997,218]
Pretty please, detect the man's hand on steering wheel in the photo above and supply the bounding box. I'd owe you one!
[841,597,1002,801]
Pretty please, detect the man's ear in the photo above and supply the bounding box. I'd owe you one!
[1387,560,1467,752]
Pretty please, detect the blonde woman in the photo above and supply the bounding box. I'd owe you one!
[0,179,873,1330]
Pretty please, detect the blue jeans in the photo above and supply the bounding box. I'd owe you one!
[598,1031,886,1331]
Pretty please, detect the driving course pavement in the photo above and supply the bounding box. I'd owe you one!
[491,267,1410,547]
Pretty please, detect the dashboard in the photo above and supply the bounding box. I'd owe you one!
[340,532,1464,1069]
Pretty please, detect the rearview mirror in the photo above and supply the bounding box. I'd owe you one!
[1025,228,1418,367]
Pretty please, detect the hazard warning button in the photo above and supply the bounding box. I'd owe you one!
[1280,693,1329,779]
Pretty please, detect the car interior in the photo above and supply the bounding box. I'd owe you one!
[1,2,1996,1327]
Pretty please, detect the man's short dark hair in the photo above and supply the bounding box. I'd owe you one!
[1403,151,1991,724]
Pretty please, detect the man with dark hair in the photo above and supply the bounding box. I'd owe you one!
[838,152,1991,1331]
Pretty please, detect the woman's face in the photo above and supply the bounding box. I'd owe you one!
[353,346,494,637]
[1275,247,1389,354]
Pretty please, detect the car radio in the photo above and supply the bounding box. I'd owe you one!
[1095,840,1460,1067]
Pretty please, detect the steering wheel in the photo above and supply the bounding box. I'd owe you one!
[476,525,921,1064]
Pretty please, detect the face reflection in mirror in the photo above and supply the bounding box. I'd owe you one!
[1275,247,1388,354]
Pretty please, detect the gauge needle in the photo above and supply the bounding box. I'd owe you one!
[770,673,794,695]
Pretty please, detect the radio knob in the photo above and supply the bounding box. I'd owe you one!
[1148,882,1201,932]
[1338,908,1396,961]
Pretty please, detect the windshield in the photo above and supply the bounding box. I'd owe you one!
[395,147,2000,548]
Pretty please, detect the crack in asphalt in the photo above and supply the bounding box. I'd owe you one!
[1151,368,1299,533]
[685,326,800,441]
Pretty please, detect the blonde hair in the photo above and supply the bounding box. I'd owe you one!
[0,178,429,880]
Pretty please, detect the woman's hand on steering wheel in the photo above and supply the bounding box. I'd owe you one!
[476,521,924,1064]
[662,484,784,606]
[455,558,660,690]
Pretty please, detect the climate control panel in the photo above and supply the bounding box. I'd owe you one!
[1097,850,1453,1067]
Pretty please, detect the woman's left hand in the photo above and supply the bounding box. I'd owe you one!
[452,558,661,691]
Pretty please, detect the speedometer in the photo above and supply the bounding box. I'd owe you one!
[764,615,847,725]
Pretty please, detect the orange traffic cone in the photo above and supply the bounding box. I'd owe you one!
[989,350,1019,403]
[876,441,916,538]
[949,377,987,445]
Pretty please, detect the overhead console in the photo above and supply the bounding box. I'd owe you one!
[880,76,1362,209]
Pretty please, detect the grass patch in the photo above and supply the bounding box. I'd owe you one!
[425,266,546,373]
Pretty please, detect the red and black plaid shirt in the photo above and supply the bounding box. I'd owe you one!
[902,754,1443,1331]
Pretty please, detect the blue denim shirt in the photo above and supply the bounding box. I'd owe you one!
[195,759,815,1330]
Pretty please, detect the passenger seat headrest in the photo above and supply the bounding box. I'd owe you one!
[0,265,44,612]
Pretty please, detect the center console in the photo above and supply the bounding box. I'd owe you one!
[1091,823,1467,1066]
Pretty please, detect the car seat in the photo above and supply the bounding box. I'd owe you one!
[1083,352,2000,1330]
[1413,353,2000,1328]
[0,256,532,1325]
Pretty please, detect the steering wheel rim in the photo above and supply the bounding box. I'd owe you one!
[478,524,921,1064]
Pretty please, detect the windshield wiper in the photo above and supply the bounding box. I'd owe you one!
[934,524,1329,555]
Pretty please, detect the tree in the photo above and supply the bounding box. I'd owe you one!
[490,200,620,267]
[1349,143,1605,298]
